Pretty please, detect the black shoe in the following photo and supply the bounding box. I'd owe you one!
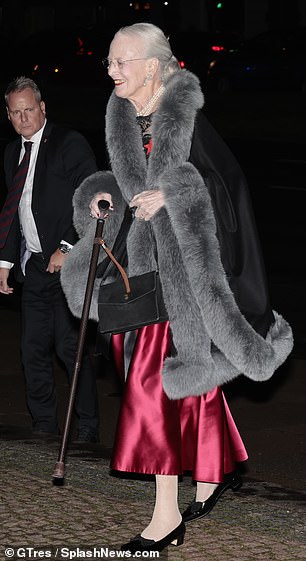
[32,427,60,438]
[182,472,242,523]
[121,521,185,554]
[74,429,99,443]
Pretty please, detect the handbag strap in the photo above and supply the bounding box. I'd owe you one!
[96,205,133,279]
[96,237,131,297]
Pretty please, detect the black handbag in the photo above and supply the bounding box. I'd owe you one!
[98,271,168,334]
[97,208,168,334]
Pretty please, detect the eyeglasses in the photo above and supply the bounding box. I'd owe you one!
[102,58,147,70]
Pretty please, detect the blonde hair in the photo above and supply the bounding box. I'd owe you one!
[5,76,42,105]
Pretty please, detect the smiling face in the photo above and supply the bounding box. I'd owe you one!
[107,32,160,111]
[6,87,46,139]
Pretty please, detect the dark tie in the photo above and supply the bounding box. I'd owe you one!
[0,141,33,249]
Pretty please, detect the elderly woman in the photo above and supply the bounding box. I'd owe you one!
[61,23,293,553]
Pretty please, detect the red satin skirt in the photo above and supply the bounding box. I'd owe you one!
[111,322,248,482]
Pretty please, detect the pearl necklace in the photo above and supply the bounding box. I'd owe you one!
[136,84,165,117]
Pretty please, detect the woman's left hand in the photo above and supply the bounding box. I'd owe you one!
[130,190,165,221]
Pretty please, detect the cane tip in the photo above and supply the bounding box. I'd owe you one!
[52,476,64,486]
[52,461,65,485]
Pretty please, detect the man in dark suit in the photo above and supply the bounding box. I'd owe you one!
[0,76,99,441]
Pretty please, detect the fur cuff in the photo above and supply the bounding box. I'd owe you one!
[73,171,123,238]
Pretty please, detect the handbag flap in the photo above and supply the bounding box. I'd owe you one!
[99,271,158,305]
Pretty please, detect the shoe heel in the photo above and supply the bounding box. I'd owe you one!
[171,533,185,546]
[230,475,242,492]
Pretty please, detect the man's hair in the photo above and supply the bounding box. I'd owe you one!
[5,76,42,105]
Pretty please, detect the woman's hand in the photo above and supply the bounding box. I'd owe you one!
[89,192,114,218]
[130,190,165,221]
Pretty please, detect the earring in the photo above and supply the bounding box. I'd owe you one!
[143,73,153,86]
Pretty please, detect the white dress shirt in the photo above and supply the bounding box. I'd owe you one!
[18,124,46,253]
[0,123,46,270]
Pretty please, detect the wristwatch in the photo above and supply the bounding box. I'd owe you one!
[59,242,71,254]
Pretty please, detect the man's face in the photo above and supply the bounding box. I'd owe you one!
[6,87,46,139]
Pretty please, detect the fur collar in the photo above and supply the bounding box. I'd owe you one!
[105,70,204,201]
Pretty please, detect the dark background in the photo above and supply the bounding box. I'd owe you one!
[0,0,305,41]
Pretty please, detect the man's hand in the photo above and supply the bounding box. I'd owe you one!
[46,249,67,273]
[0,267,13,295]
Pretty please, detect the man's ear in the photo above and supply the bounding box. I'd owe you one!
[6,107,11,121]
[40,101,46,115]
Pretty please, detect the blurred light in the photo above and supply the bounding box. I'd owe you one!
[76,36,85,55]
[164,1,169,5]
[207,60,217,76]
[129,1,151,9]
[54,68,59,73]
[179,60,185,68]
[211,45,225,52]
[216,2,223,7]
[33,64,39,71]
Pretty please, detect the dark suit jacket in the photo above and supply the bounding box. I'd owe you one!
[190,111,274,337]
[0,121,98,277]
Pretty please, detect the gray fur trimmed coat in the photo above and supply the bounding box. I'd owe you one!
[61,70,293,399]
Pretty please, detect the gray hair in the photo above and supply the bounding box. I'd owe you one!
[115,23,180,80]
[5,76,42,105]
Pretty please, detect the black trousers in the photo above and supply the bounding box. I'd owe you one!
[21,253,99,435]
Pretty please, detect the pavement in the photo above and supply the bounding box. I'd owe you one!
[0,293,305,561]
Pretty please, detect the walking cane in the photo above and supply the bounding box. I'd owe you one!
[52,200,110,486]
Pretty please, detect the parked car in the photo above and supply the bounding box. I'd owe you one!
[168,30,242,84]
[207,27,306,93]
